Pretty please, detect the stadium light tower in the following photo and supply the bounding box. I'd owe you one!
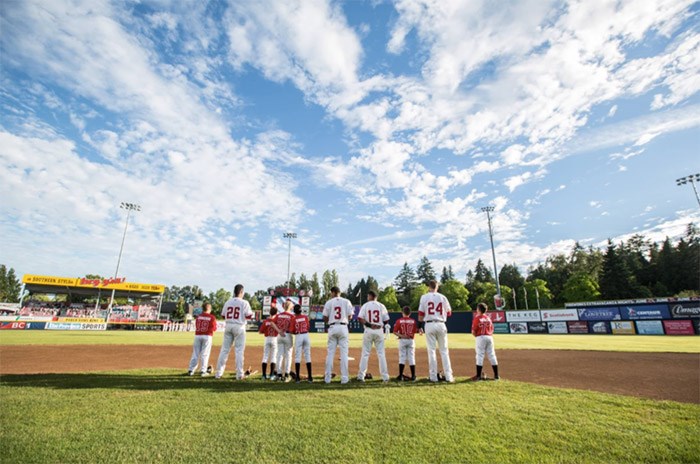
[676,173,700,208]
[481,206,502,307]
[106,202,141,317]
[283,232,297,293]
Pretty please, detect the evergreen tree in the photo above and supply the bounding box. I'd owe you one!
[599,240,638,299]
[310,273,322,304]
[440,265,455,283]
[394,262,417,306]
[473,259,494,283]
[416,256,437,285]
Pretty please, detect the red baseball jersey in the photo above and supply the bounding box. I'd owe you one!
[195,313,217,336]
[291,314,310,334]
[472,313,494,336]
[258,318,278,337]
[272,311,294,334]
[393,316,418,339]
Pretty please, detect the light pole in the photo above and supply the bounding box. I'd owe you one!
[106,202,141,320]
[481,206,502,306]
[676,173,700,208]
[283,232,297,294]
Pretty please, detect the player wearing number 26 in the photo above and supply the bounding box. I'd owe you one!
[418,280,454,382]
[215,284,254,380]
[357,290,390,382]
[323,286,355,384]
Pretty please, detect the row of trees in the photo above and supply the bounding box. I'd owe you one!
[4,223,697,315]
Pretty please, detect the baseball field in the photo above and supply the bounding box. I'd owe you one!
[1,332,698,464]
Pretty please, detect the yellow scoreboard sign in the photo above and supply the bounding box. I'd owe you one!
[22,274,165,294]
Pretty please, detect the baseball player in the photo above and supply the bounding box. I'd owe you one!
[393,305,420,381]
[357,290,390,382]
[418,280,454,382]
[322,286,354,384]
[258,307,279,380]
[273,300,295,382]
[215,284,254,380]
[187,302,217,377]
[290,304,312,382]
[471,302,499,381]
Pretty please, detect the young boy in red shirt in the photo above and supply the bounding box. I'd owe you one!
[471,302,499,381]
[291,304,312,382]
[393,306,420,381]
[258,307,279,380]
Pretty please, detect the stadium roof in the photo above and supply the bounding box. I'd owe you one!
[21,274,165,299]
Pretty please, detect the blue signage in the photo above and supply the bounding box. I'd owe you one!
[588,321,611,334]
[577,307,621,321]
[619,304,670,320]
[635,320,664,335]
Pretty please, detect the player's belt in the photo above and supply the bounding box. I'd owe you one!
[426,320,445,323]
[329,322,347,326]
[297,331,309,335]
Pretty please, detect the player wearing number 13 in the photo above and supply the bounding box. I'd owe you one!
[357,290,390,382]
[215,284,254,380]
[418,280,454,382]
[323,286,354,384]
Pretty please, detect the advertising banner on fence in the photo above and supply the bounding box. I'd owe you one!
[694,320,700,334]
[0,321,28,330]
[567,321,589,334]
[528,322,548,333]
[577,307,621,321]
[509,322,528,333]
[588,321,611,334]
[669,301,700,319]
[46,322,107,331]
[662,320,695,335]
[619,304,670,320]
[635,320,664,335]
[486,311,506,323]
[506,311,541,322]
[611,321,636,335]
[540,309,579,321]
[493,323,509,334]
[547,322,568,334]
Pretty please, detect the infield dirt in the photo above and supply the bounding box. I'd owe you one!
[1,345,697,404]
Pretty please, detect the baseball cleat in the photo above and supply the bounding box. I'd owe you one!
[201,372,210,377]
[470,375,482,382]
[187,371,194,376]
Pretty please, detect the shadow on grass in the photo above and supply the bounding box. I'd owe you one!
[0,372,480,392]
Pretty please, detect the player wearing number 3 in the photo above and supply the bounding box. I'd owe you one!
[357,290,390,382]
[215,284,254,380]
[323,286,354,384]
[418,280,454,382]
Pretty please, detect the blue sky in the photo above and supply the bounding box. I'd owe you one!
[1,0,699,294]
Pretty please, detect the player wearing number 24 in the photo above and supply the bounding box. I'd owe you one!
[215,284,254,380]
[418,280,454,382]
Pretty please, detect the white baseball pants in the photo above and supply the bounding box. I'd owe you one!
[325,324,349,383]
[425,322,453,382]
[215,323,247,379]
[357,328,389,381]
[188,335,213,373]
[294,333,311,363]
[475,335,498,366]
[276,333,294,374]
[397,338,415,365]
[262,336,278,363]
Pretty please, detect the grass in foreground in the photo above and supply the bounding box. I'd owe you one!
[1,330,699,353]
[1,369,698,464]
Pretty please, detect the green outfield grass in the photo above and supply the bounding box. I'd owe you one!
[1,330,699,352]
[0,370,697,464]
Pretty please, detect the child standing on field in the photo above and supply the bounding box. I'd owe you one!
[471,302,499,381]
[258,307,279,380]
[393,306,420,381]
